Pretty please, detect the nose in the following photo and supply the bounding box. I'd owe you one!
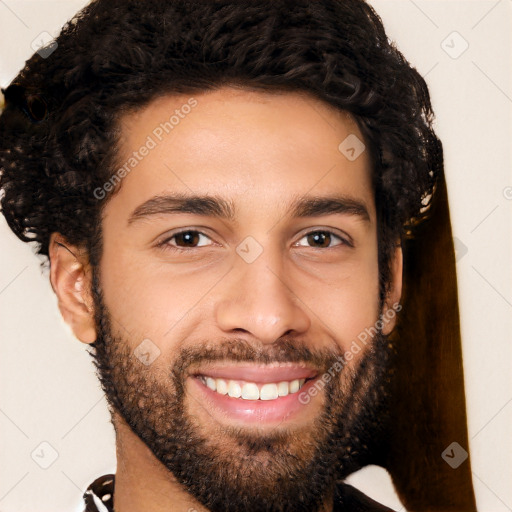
[214,246,311,344]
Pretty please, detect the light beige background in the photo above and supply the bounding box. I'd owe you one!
[0,1,511,510]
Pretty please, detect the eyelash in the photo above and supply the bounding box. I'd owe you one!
[156,229,353,252]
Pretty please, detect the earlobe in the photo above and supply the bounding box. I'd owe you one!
[49,233,97,344]
[381,244,403,336]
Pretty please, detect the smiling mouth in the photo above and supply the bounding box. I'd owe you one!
[196,375,314,401]
[189,364,321,424]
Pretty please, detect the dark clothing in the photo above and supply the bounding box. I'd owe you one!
[83,473,396,511]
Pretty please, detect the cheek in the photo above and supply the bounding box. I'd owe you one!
[297,246,380,353]
[98,247,225,343]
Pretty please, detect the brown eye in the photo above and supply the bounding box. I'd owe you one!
[296,230,349,249]
[159,230,213,251]
[174,231,201,247]
[307,231,332,248]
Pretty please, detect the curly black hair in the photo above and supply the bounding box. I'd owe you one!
[0,0,442,306]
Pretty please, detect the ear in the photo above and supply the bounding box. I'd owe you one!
[381,244,403,336]
[49,233,96,344]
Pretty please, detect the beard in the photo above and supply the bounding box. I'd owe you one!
[88,268,393,512]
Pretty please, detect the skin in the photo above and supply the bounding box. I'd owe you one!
[49,86,402,511]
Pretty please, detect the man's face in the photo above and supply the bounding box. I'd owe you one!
[88,87,396,511]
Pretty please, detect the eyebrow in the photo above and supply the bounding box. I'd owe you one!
[127,192,371,225]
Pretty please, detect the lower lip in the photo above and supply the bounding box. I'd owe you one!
[188,376,320,426]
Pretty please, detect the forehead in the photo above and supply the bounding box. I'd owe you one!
[107,86,375,222]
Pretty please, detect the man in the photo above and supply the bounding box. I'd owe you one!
[0,0,476,511]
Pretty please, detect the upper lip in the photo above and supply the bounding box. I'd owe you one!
[191,363,318,384]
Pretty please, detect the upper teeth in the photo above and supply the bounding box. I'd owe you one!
[199,376,307,400]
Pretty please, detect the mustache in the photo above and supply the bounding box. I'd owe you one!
[172,338,345,375]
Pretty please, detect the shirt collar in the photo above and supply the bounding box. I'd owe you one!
[82,473,395,511]
[83,474,114,512]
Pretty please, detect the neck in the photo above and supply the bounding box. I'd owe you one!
[112,414,208,512]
